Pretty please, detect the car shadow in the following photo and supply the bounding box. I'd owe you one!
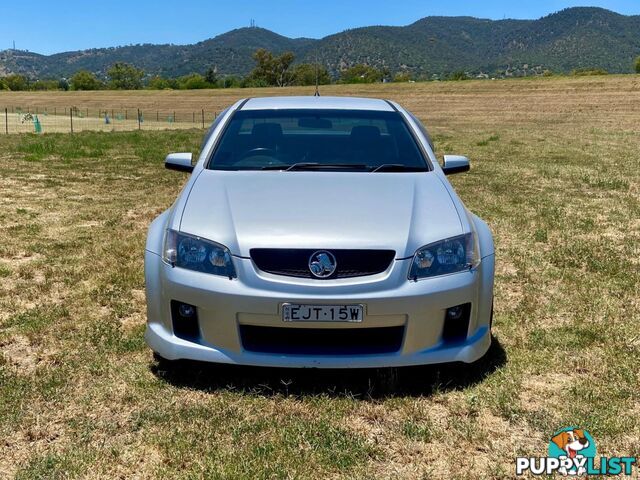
[151,335,506,399]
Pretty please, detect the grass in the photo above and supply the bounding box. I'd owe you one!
[0,76,639,478]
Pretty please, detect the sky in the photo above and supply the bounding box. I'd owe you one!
[2,0,639,55]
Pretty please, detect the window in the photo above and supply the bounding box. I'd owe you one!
[207,109,428,171]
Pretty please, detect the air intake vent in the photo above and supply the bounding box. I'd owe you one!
[240,325,405,355]
[250,249,395,279]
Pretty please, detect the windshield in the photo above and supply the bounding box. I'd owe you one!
[207,109,428,171]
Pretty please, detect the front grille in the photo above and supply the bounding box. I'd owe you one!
[239,325,405,355]
[250,249,395,279]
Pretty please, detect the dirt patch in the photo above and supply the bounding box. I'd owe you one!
[0,335,42,374]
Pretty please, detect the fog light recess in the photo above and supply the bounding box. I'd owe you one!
[442,303,471,344]
[171,300,200,342]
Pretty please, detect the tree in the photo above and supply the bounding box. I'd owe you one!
[107,62,144,90]
[216,75,242,88]
[147,76,174,90]
[32,79,60,91]
[177,73,211,89]
[635,56,640,73]
[248,49,296,87]
[393,71,413,82]
[70,70,103,90]
[339,64,383,84]
[204,67,218,85]
[291,63,331,86]
[4,74,29,91]
[448,71,469,81]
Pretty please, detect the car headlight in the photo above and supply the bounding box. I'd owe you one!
[408,233,480,280]
[163,229,236,279]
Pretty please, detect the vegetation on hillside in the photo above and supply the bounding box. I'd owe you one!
[0,52,381,91]
[1,7,640,82]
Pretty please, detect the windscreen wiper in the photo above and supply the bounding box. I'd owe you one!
[262,163,368,171]
[260,162,320,171]
[370,164,427,172]
[289,163,368,171]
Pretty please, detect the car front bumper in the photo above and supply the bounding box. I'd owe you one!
[144,250,494,368]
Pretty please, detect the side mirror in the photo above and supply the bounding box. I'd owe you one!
[442,155,470,175]
[165,153,194,173]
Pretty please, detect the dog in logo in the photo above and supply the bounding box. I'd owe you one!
[551,429,590,476]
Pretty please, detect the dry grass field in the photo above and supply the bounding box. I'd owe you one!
[0,75,639,478]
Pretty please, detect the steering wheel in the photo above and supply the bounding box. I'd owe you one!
[242,147,277,159]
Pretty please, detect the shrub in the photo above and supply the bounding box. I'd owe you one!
[393,71,413,82]
[4,74,29,91]
[147,76,173,90]
[177,73,211,89]
[216,76,242,88]
[570,68,608,76]
[448,71,469,81]
[70,70,103,90]
[339,64,383,84]
[31,79,60,91]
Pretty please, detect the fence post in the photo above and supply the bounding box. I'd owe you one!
[192,112,195,123]
[5,108,8,135]
[156,111,159,122]
[201,109,205,129]
[125,109,128,120]
[70,107,73,133]
[137,109,141,130]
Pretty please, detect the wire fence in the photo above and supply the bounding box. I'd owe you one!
[0,106,219,134]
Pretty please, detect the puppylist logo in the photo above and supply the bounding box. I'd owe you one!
[516,427,636,476]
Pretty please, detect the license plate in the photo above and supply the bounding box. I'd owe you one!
[282,304,364,323]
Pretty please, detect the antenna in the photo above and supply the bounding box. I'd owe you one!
[314,53,320,97]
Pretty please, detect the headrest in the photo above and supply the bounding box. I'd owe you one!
[350,125,381,142]
[251,123,283,139]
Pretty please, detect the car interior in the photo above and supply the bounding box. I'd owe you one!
[208,114,427,170]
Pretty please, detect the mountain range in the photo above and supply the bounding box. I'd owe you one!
[1,7,639,79]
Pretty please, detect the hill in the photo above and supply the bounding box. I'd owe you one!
[1,7,639,79]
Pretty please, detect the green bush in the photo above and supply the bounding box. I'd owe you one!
[147,76,173,90]
[635,56,640,74]
[177,73,212,90]
[31,80,60,91]
[448,71,469,81]
[393,71,413,82]
[570,68,608,76]
[70,71,103,90]
[4,74,29,91]
[216,76,243,88]
[339,64,383,84]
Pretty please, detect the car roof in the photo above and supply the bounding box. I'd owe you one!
[240,96,395,112]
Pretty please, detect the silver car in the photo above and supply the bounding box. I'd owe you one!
[144,96,495,368]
